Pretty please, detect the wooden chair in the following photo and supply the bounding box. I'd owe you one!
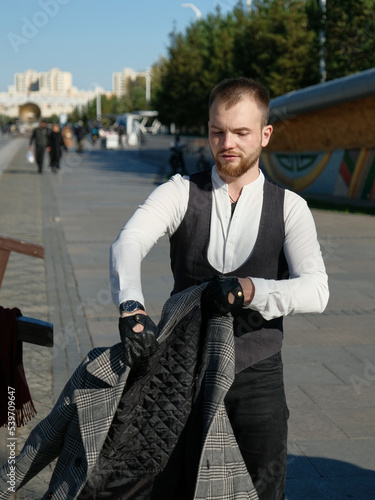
[0,235,53,346]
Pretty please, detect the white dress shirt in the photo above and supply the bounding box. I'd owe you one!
[110,167,329,320]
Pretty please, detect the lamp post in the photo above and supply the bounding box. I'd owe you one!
[319,0,327,82]
[91,82,101,123]
[139,70,151,104]
[181,3,202,20]
[96,89,101,122]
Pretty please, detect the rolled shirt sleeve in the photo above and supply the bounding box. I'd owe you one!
[110,175,189,309]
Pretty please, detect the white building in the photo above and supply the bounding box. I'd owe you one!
[39,68,73,94]
[112,68,138,96]
[14,69,39,93]
[14,68,73,95]
[0,68,109,122]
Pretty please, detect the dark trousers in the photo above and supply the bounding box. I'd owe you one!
[224,352,289,500]
[35,147,45,173]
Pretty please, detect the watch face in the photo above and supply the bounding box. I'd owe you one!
[125,301,138,312]
[120,301,144,313]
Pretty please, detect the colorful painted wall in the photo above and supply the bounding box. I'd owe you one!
[263,94,375,202]
[261,148,375,201]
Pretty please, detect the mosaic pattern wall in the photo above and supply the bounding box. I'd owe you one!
[261,148,375,201]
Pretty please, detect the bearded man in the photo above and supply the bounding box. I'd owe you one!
[110,77,329,500]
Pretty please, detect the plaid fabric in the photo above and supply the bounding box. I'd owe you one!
[0,285,258,500]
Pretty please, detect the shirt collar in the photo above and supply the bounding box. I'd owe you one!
[212,166,265,194]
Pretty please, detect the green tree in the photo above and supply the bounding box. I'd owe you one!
[324,0,375,79]
[154,28,206,128]
[243,0,319,96]
[153,1,320,128]
[153,7,239,130]
[121,76,149,111]
[150,0,375,129]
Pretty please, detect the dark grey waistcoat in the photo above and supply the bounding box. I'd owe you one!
[170,169,289,372]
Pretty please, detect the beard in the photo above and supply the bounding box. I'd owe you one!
[212,144,262,178]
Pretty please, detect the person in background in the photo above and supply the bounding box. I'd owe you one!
[61,124,74,149]
[118,123,127,149]
[91,121,100,147]
[29,119,49,173]
[74,120,86,153]
[48,123,67,173]
[110,76,329,500]
[169,134,187,176]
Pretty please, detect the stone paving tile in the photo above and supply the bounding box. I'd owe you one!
[284,363,345,387]
[284,326,375,346]
[282,345,361,366]
[87,319,119,347]
[324,359,375,386]
[294,438,375,473]
[300,383,375,410]
[286,387,348,440]
[321,407,375,438]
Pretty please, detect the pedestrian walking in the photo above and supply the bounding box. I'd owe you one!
[48,123,66,173]
[74,120,86,153]
[118,123,127,149]
[29,119,49,173]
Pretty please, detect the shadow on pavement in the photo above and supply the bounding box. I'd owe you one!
[64,147,202,178]
[286,454,375,499]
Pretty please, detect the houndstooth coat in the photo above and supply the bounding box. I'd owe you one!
[0,285,258,500]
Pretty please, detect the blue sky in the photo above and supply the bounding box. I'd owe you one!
[0,0,236,92]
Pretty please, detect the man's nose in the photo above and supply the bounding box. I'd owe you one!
[222,132,236,150]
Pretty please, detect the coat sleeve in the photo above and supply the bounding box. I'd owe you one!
[29,128,36,146]
[0,356,91,499]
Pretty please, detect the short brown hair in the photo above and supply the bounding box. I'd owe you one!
[209,77,270,127]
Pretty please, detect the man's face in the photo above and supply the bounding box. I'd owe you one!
[208,96,272,180]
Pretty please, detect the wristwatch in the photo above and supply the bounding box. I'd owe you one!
[119,300,145,315]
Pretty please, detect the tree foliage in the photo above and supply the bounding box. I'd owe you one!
[324,0,375,79]
[152,0,375,130]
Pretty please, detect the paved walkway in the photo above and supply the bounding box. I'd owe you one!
[0,135,374,499]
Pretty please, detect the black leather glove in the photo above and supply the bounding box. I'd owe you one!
[119,314,159,367]
[201,276,244,315]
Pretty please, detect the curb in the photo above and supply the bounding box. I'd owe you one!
[0,138,28,176]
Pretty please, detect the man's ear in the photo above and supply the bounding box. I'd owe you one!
[262,125,273,147]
